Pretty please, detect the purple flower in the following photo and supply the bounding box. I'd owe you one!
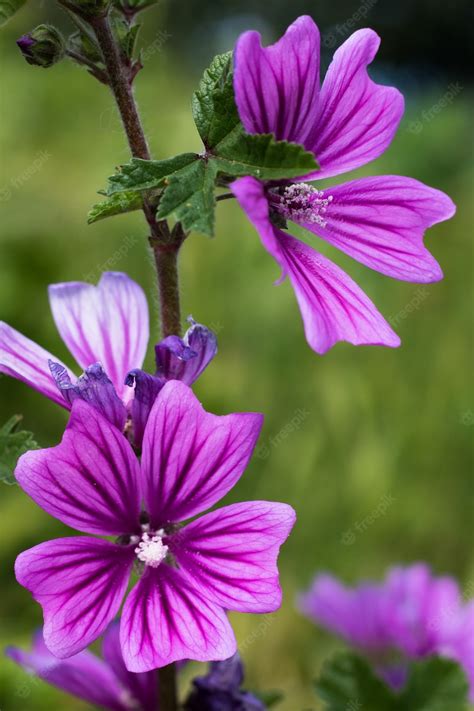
[231,17,455,354]
[14,380,295,672]
[185,653,265,710]
[0,272,217,442]
[7,623,157,711]
[299,564,473,694]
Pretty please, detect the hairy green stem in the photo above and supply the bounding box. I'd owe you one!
[89,11,182,339]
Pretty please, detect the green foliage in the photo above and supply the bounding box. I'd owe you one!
[0,415,39,486]
[315,654,470,711]
[0,0,27,27]
[157,159,218,237]
[106,153,199,194]
[88,191,143,223]
[192,51,239,148]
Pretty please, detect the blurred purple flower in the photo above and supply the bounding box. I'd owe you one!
[185,653,266,710]
[14,380,295,672]
[7,623,158,711]
[232,16,455,354]
[0,272,217,443]
[299,563,473,696]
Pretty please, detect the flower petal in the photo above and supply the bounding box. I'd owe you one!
[305,29,404,180]
[50,361,127,431]
[0,322,73,407]
[125,369,166,447]
[48,272,149,399]
[155,318,218,385]
[232,177,400,354]
[296,176,455,281]
[15,400,141,536]
[102,622,158,711]
[141,381,263,525]
[15,537,133,659]
[234,15,320,146]
[121,565,236,672]
[173,501,296,613]
[7,630,128,711]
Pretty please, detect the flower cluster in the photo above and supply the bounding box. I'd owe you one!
[299,564,474,698]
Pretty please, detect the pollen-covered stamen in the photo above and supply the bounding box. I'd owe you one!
[271,183,333,227]
[135,529,169,568]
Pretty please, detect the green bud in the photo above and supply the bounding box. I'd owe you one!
[16,25,66,69]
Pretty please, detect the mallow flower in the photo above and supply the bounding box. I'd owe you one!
[14,380,295,672]
[7,623,158,711]
[0,271,216,443]
[231,16,456,354]
[299,563,473,695]
[185,652,265,710]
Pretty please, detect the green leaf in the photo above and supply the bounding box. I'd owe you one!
[107,153,198,195]
[157,159,217,237]
[88,191,143,224]
[214,128,319,180]
[112,14,141,60]
[315,653,397,711]
[400,658,469,711]
[0,0,27,27]
[192,51,239,148]
[251,689,284,707]
[0,415,39,486]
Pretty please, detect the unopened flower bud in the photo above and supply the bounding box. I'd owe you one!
[16,25,65,68]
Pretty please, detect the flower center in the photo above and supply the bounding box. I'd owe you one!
[271,183,333,227]
[134,530,168,568]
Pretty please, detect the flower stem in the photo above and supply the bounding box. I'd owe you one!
[159,663,179,711]
[88,11,182,338]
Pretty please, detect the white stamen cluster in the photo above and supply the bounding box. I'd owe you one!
[135,530,168,568]
[277,183,333,227]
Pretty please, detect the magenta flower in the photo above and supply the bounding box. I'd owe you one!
[7,623,158,711]
[14,380,295,672]
[299,564,473,693]
[231,16,455,353]
[0,271,216,442]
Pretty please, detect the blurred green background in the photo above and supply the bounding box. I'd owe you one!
[0,1,473,709]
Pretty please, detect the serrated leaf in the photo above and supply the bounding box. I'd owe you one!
[157,159,217,237]
[192,51,239,148]
[214,127,319,180]
[315,653,397,711]
[0,415,39,486]
[107,153,198,195]
[112,14,140,60]
[88,191,143,224]
[0,0,27,27]
[399,658,469,711]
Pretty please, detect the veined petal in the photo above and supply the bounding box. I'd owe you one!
[296,176,455,281]
[234,15,320,146]
[15,401,141,536]
[50,361,127,431]
[173,501,296,612]
[15,538,133,659]
[121,565,236,672]
[103,623,158,711]
[7,630,128,711]
[0,322,73,408]
[125,369,166,448]
[141,381,263,526]
[305,29,404,180]
[155,318,218,385]
[232,177,400,354]
[48,272,149,399]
